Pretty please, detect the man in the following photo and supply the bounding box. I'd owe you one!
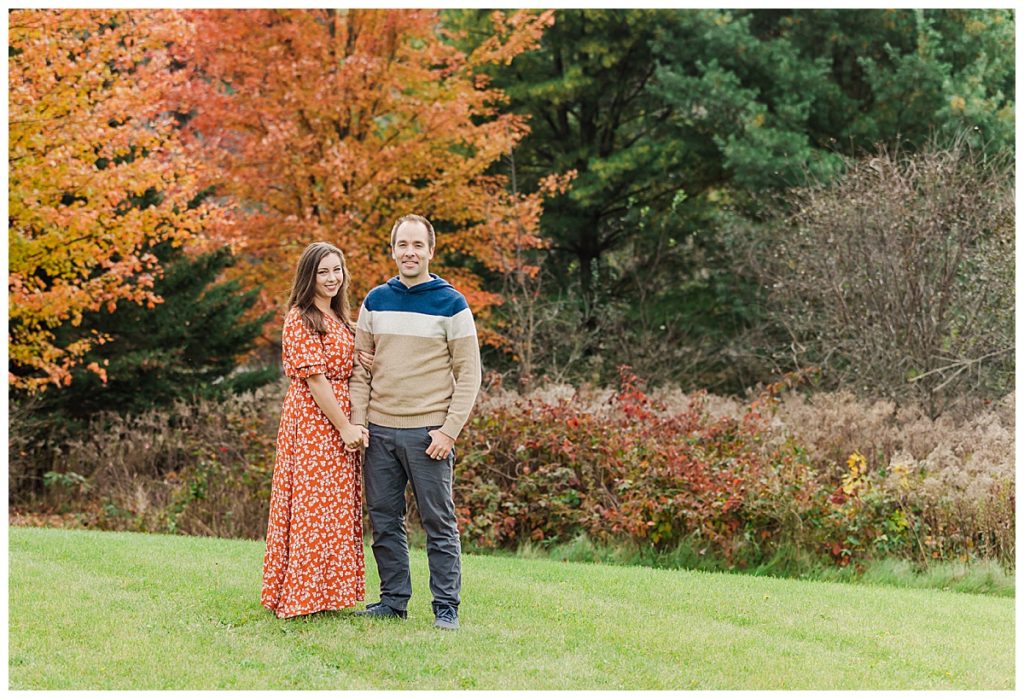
[349,214,481,630]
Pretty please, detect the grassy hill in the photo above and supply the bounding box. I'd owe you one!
[8,526,1014,690]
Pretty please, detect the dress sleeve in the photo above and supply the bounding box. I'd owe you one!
[282,309,327,379]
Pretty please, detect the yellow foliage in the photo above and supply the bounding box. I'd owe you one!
[9,9,219,392]
[841,451,867,495]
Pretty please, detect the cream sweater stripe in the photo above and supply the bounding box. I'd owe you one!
[359,308,477,341]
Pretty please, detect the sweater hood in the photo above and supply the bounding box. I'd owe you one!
[386,273,453,294]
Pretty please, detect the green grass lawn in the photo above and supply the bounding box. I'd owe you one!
[8,526,1014,690]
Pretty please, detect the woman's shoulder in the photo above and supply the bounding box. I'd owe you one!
[282,306,309,335]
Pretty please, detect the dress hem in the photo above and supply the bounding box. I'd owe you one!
[261,596,366,620]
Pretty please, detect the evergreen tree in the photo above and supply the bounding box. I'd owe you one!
[445,8,1014,390]
[652,9,1014,194]
[34,242,278,425]
[446,9,687,319]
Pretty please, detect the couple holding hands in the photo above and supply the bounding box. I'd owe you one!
[260,214,481,631]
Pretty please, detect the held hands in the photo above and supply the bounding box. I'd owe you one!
[340,423,370,451]
[426,429,455,461]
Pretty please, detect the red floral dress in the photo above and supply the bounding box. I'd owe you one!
[261,307,365,618]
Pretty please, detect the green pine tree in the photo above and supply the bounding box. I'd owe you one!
[445,9,1013,390]
[36,242,278,425]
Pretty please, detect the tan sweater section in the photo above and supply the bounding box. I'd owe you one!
[349,302,481,440]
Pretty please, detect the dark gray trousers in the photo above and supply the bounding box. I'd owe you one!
[363,423,461,612]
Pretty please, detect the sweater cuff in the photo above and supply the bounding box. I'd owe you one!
[440,416,465,442]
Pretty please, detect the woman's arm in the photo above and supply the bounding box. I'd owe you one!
[306,373,369,449]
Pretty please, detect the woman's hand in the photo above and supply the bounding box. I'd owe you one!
[306,374,369,451]
[339,423,369,451]
[357,349,374,372]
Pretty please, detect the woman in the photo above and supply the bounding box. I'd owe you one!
[261,242,369,618]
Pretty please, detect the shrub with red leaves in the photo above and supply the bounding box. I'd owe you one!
[456,367,812,567]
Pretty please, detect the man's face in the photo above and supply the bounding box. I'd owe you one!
[391,221,434,282]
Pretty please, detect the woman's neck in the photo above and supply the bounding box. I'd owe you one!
[313,298,334,316]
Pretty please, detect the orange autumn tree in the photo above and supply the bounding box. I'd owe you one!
[9,10,218,392]
[181,9,558,340]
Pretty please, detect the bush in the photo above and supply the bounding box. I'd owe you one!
[457,370,1014,569]
[772,389,1015,564]
[10,381,284,539]
[748,137,1014,416]
[460,369,814,567]
[11,369,1013,571]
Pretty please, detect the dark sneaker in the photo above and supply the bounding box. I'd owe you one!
[433,605,459,630]
[354,602,407,620]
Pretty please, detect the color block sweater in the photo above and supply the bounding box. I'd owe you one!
[349,274,482,440]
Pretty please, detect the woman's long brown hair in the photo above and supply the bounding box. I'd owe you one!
[286,242,355,335]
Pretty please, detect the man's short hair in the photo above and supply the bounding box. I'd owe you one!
[390,214,435,249]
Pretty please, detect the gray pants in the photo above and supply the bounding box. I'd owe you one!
[363,423,461,612]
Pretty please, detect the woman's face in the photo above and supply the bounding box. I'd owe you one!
[314,253,344,302]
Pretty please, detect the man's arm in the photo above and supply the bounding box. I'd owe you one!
[348,304,374,427]
[438,306,482,441]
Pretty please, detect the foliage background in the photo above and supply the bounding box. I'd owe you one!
[8,8,1015,579]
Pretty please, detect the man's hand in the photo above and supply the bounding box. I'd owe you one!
[426,430,455,461]
[357,349,374,372]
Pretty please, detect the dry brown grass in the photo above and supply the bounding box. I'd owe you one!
[10,381,285,539]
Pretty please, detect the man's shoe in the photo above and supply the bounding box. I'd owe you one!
[433,605,459,630]
[354,602,407,620]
